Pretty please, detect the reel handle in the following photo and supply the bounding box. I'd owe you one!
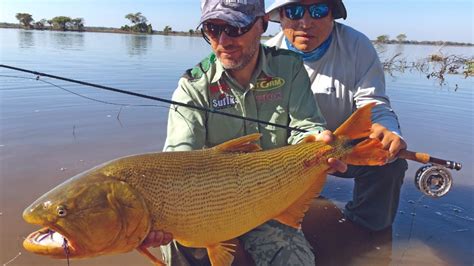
[398,150,462,171]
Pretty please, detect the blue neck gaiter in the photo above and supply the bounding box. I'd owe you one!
[285,33,333,62]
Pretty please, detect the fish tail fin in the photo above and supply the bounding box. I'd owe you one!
[334,103,388,166]
[333,103,374,140]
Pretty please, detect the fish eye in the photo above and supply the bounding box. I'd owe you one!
[57,206,67,217]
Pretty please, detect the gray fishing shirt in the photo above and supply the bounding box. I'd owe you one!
[266,22,402,135]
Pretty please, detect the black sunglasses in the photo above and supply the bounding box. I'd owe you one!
[201,18,259,42]
[283,3,330,20]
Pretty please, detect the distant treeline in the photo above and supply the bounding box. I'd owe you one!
[4,12,474,46]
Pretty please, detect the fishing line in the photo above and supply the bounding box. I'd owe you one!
[0,73,200,135]
[0,64,309,134]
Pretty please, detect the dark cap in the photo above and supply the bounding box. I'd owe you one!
[266,0,347,23]
[199,0,266,28]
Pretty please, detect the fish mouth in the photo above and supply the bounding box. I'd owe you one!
[23,227,76,258]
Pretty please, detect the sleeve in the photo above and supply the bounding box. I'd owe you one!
[352,35,402,136]
[163,78,207,152]
[287,60,327,145]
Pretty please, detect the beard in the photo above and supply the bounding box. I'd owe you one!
[218,38,260,71]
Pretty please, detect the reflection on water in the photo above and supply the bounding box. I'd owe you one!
[163,35,174,50]
[18,30,35,49]
[123,34,152,56]
[0,29,472,266]
[51,31,85,50]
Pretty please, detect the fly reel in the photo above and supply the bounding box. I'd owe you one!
[415,164,453,198]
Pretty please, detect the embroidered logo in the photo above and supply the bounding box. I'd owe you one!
[255,91,283,103]
[255,76,285,91]
[212,94,236,109]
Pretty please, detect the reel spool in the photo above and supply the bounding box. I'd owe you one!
[415,164,453,198]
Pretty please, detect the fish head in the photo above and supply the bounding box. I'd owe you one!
[22,169,151,259]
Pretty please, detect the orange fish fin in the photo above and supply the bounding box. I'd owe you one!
[274,175,328,229]
[136,246,166,266]
[213,133,262,153]
[301,134,317,143]
[333,103,375,140]
[207,243,235,266]
[344,138,388,166]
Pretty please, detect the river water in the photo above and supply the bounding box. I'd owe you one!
[0,29,473,265]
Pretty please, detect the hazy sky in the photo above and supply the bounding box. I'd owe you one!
[1,0,473,43]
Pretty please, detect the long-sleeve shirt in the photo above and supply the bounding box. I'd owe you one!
[266,22,402,135]
[164,44,326,152]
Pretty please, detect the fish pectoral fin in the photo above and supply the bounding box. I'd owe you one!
[213,133,262,153]
[274,175,328,229]
[136,245,166,266]
[207,243,235,266]
[301,134,317,143]
[343,138,388,166]
[334,102,375,140]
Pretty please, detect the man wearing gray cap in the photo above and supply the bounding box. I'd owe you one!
[140,0,347,265]
[266,0,408,234]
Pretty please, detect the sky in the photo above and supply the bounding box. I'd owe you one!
[1,0,473,43]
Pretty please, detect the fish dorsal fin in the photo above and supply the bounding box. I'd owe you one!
[274,175,328,229]
[213,133,262,153]
[333,103,375,140]
[207,243,235,266]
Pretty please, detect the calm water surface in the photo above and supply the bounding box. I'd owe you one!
[1,29,473,265]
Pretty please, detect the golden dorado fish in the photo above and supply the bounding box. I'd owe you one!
[22,103,388,266]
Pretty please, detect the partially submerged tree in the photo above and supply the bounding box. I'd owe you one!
[15,13,34,29]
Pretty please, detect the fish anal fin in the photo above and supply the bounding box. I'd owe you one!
[213,133,262,153]
[274,175,328,229]
[207,243,235,266]
[344,139,388,166]
[334,103,375,140]
[136,246,166,266]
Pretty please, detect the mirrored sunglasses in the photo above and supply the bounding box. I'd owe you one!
[283,3,330,20]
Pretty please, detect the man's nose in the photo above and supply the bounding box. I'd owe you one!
[299,12,313,29]
[218,31,233,45]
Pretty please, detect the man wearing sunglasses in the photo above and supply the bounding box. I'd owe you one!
[266,0,408,240]
[140,0,348,265]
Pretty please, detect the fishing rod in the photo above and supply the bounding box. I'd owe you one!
[0,64,462,197]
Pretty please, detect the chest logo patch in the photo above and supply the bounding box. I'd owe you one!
[212,94,236,109]
[255,76,285,91]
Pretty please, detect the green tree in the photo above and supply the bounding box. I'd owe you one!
[189,29,194,35]
[51,16,72,31]
[125,12,147,24]
[15,13,34,29]
[396,34,407,43]
[376,35,390,43]
[70,18,85,31]
[124,12,151,33]
[163,25,172,35]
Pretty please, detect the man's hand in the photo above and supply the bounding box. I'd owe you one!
[370,123,407,162]
[140,230,173,248]
[316,130,347,173]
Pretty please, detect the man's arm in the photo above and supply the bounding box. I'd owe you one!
[163,78,207,152]
[353,36,407,160]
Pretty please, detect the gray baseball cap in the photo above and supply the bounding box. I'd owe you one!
[199,0,265,28]
[266,0,347,22]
